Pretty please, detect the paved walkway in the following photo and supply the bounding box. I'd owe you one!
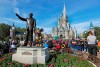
[97,52,100,59]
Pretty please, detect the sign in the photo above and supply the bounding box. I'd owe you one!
[22,51,32,55]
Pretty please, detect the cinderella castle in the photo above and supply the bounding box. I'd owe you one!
[52,4,77,39]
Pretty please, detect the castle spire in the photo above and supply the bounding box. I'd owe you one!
[12,23,15,30]
[63,1,66,18]
[89,21,94,31]
[90,21,93,28]
[13,23,15,27]
[89,21,95,35]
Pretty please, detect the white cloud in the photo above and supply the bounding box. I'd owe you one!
[12,0,20,14]
[72,18,100,34]
[12,0,17,6]
[14,7,20,14]
[22,13,28,18]
[0,17,26,28]
[0,0,12,4]
[21,10,28,18]
[43,27,52,34]
[38,17,57,27]
[36,17,58,34]
[37,26,52,34]
[3,18,25,24]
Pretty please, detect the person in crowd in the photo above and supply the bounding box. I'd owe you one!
[87,31,97,60]
[55,42,61,53]
[60,42,66,54]
[20,38,24,46]
[80,39,84,52]
[52,39,56,45]
[68,38,77,56]
[27,41,31,47]
[0,44,2,54]
[47,38,53,50]
[43,41,48,48]
[84,39,88,52]
[9,41,16,53]
[97,40,100,52]
[2,41,9,54]
[65,40,68,48]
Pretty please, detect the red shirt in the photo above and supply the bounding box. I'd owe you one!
[65,41,68,45]
[52,40,56,44]
[56,44,61,50]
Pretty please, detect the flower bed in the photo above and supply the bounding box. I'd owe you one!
[0,53,94,67]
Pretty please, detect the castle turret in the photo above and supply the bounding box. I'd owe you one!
[73,26,77,39]
[58,18,60,29]
[90,21,93,30]
[89,21,94,35]
[10,23,15,40]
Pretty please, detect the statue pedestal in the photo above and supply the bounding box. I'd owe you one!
[12,47,50,64]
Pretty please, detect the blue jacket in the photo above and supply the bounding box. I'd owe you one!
[43,43,48,48]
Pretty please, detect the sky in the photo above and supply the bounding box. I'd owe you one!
[0,0,100,34]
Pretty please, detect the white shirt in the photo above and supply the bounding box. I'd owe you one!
[10,44,15,49]
[87,35,96,44]
[20,40,24,46]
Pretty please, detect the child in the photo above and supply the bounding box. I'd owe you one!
[9,42,16,53]
[43,41,48,48]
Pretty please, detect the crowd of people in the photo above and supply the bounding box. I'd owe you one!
[0,40,17,55]
[42,31,99,59]
[0,31,100,60]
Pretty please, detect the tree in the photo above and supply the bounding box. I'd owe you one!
[83,27,100,40]
[0,23,11,40]
[94,27,100,40]
[16,27,26,33]
[84,31,89,38]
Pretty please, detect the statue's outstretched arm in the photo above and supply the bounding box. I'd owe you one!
[16,13,27,21]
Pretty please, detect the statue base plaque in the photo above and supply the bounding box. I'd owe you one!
[12,47,50,64]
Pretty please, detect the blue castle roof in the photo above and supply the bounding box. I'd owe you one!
[90,21,93,28]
